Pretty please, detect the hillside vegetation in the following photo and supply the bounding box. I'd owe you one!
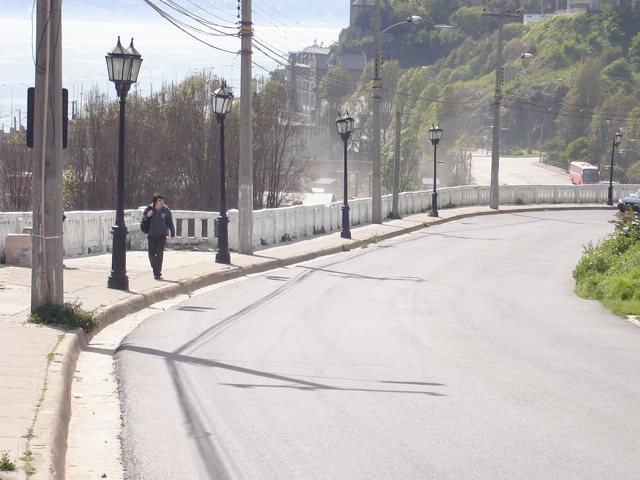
[574,211,640,317]
[332,5,640,187]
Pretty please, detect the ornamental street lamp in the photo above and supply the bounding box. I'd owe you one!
[336,111,355,239]
[429,124,443,217]
[105,37,142,290]
[607,130,622,206]
[212,81,234,264]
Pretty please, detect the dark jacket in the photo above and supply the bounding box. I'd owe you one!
[143,204,175,237]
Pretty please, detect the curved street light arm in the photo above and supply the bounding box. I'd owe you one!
[381,15,422,35]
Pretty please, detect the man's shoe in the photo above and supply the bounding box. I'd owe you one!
[154,274,162,280]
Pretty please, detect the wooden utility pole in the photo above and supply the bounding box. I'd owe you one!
[31,0,64,307]
[238,0,254,254]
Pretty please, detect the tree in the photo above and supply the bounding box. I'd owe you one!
[66,89,117,210]
[252,81,309,209]
[627,161,640,183]
[0,133,31,211]
[318,66,357,110]
[65,73,225,212]
[559,137,589,168]
[557,58,602,145]
[382,125,422,193]
[450,7,495,40]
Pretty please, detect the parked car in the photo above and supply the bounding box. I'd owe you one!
[617,189,640,212]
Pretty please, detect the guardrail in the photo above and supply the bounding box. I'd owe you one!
[1,183,638,261]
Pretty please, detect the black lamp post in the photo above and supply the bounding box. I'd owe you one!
[105,37,142,290]
[607,130,622,206]
[212,81,234,264]
[336,111,354,239]
[429,124,443,217]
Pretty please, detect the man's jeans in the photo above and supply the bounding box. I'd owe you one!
[148,235,167,277]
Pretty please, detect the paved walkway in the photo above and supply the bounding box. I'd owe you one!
[0,205,610,480]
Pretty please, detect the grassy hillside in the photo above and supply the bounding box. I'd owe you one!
[335,8,640,187]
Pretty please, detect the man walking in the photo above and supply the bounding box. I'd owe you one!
[143,193,175,279]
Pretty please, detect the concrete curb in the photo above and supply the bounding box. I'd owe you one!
[32,204,615,479]
[32,331,88,480]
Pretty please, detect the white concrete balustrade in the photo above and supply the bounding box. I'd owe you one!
[1,183,638,262]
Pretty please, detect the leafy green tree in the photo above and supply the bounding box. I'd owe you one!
[382,124,422,194]
[559,137,589,168]
[62,167,83,210]
[627,161,640,183]
[602,59,634,95]
[318,66,358,111]
[557,58,602,145]
[450,7,494,40]
[630,32,640,72]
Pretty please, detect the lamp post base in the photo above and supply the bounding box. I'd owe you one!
[431,191,439,217]
[108,225,129,290]
[341,204,351,239]
[108,272,129,290]
[216,214,231,264]
[215,251,231,264]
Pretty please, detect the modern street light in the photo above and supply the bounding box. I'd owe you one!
[212,81,234,264]
[607,130,622,206]
[336,110,355,239]
[381,15,422,34]
[105,36,142,290]
[429,124,443,217]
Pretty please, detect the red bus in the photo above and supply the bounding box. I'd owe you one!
[569,162,600,185]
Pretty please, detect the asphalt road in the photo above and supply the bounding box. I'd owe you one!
[471,154,571,186]
[116,209,640,480]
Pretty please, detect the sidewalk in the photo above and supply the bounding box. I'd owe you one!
[0,205,609,480]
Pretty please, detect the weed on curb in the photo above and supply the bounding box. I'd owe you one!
[0,451,16,471]
[28,301,100,334]
[20,451,36,476]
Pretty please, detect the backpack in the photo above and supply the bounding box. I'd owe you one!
[140,208,151,234]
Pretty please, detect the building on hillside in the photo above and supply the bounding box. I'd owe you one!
[350,0,376,37]
[286,44,331,125]
[567,0,637,10]
[286,44,366,125]
[525,0,637,23]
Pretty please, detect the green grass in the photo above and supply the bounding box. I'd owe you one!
[574,210,640,317]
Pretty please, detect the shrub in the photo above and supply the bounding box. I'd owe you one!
[28,301,100,334]
[574,212,640,316]
[602,269,640,302]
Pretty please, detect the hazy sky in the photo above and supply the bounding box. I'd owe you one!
[0,0,348,131]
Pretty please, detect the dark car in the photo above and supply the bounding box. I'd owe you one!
[617,189,640,213]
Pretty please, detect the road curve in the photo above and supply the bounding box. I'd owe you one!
[117,209,638,480]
